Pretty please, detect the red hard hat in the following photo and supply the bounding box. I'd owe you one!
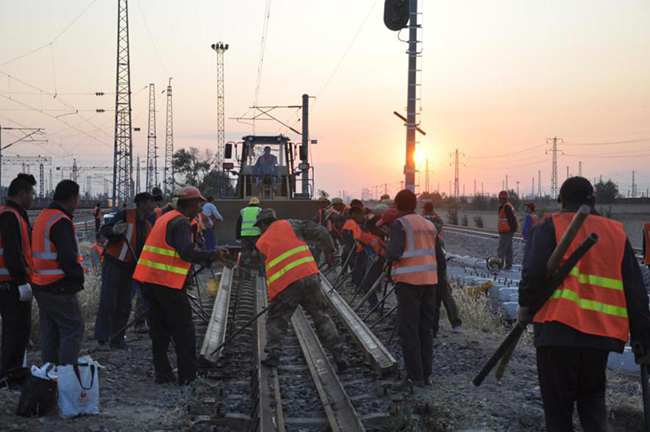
[525,201,535,210]
[175,186,206,201]
[376,208,398,227]
[498,190,509,199]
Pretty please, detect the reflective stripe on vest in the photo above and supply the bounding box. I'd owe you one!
[240,206,261,237]
[133,210,192,289]
[255,220,319,300]
[644,223,650,265]
[0,206,33,282]
[32,209,81,285]
[391,214,438,285]
[533,212,629,342]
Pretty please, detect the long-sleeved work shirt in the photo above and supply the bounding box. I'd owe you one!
[385,212,447,281]
[499,202,518,233]
[519,204,650,353]
[284,219,335,255]
[101,208,150,269]
[0,199,31,286]
[32,202,84,294]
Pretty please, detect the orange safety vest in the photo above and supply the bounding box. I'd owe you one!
[32,208,82,286]
[498,202,518,233]
[104,209,151,263]
[644,223,650,265]
[133,210,192,290]
[256,220,319,300]
[153,207,163,220]
[533,212,629,342]
[0,206,33,282]
[391,214,438,285]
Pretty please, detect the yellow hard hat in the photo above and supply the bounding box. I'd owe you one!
[249,197,260,205]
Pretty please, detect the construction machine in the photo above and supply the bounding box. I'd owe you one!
[214,134,321,247]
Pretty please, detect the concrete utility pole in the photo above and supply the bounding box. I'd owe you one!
[474,179,476,196]
[546,136,563,198]
[505,175,509,191]
[579,161,582,177]
[404,0,421,192]
[481,182,484,195]
[146,83,157,192]
[136,156,141,194]
[516,181,519,197]
[632,170,637,198]
[425,159,430,193]
[532,177,535,198]
[300,93,311,197]
[567,166,570,180]
[538,170,541,197]
[113,0,134,208]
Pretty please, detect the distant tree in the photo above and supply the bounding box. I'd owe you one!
[419,191,444,208]
[173,147,234,197]
[317,189,329,199]
[594,180,619,204]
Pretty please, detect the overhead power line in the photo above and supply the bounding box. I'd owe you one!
[563,137,650,146]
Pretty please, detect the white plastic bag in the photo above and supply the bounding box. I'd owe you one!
[57,356,103,418]
[30,363,57,381]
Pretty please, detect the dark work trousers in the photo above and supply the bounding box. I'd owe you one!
[497,232,514,269]
[395,283,438,382]
[433,279,462,336]
[143,284,197,385]
[131,280,150,327]
[536,346,610,432]
[240,236,259,268]
[0,286,31,380]
[352,251,367,288]
[360,257,383,308]
[33,291,84,366]
[95,218,101,233]
[94,259,134,344]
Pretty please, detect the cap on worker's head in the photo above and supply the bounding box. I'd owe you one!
[373,204,389,217]
[559,176,594,203]
[331,197,343,205]
[382,198,395,207]
[249,197,260,205]
[380,194,391,201]
[318,196,330,203]
[151,187,163,201]
[377,208,399,227]
[134,192,156,204]
[254,208,277,226]
[394,189,417,212]
[175,186,206,202]
[525,201,536,211]
[498,190,509,199]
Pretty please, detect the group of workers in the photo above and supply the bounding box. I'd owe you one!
[2,171,650,432]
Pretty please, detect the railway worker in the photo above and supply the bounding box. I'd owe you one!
[202,196,224,251]
[0,174,36,389]
[385,189,446,391]
[642,221,650,269]
[422,202,443,234]
[151,186,164,221]
[32,180,85,367]
[94,192,156,350]
[236,197,262,267]
[330,197,348,216]
[518,177,650,432]
[253,146,278,178]
[133,186,227,385]
[93,202,103,232]
[89,233,105,277]
[346,206,377,290]
[497,190,518,270]
[521,201,539,241]
[254,209,348,371]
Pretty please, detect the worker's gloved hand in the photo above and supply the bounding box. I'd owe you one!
[516,305,533,326]
[17,283,32,302]
[633,344,650,365]
[113,222,128,235]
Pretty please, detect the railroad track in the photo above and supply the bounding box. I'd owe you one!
[196,268,395,431]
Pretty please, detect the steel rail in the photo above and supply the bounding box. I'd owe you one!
[199,266,233,362]
[291,306,365,432]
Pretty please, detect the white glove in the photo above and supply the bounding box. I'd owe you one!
[113,222,127,235]
[18,283,32,302]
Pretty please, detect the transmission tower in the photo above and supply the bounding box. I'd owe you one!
[112,0,134,208]
[39,164,44,197]
[211,42,229,170]
[146,83,157,191]
[72,158,79,183]
[546,136,563,198]
[164,78,174,196]
[449,149,464,198]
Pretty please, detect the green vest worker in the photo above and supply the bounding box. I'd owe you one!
[236,198,262,267]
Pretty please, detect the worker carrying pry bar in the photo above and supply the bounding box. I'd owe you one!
[518,177,650,432]
[497,190,518,270]
[384,189,446,392]
[133,186,227,385]
[254,208,348,372]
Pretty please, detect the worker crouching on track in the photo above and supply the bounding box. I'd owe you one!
[254,209,348,372]
[133,186,226,385]
[385,189,446,391]
[518,177,650,432]
[95,192,156,350]
[236,197,262,267]
[497,190,518,270]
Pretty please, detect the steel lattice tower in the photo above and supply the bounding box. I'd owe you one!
[39,163,44,197]
[546,136,563,198]
[164,78,174,196]
[112,0,134,208]
[146,83,157,191]
[211,42,229,169]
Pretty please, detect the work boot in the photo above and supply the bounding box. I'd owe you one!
[334,354,348,373]
[261,355,280,368]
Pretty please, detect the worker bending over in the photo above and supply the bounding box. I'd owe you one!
[0,174,36,389]
[133,187,226,385]
[385,189,446,391]
[95,192,155,350]
[255,209,348,371]
[497,190,518,270]
[518,177,650,432]
[32,180,85,367]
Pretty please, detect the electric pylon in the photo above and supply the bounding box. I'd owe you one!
[211,42,229,169]
[146,83,157,192]
[164,78,174,196]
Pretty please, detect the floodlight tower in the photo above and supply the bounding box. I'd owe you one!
[164,78,174,196]
[211,42,229,170]
[112,0,134,208]
[146,83,157,191]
